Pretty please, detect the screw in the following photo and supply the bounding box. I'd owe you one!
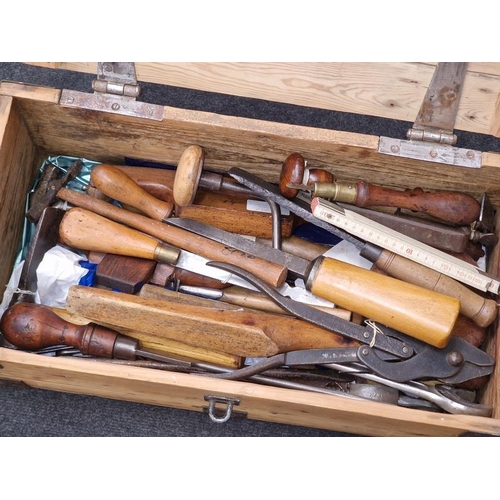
[466,151,475,159]
[361,348,369,356]
[111,103,120,111]
[66,96,74,104]
[363,331,370,339]
[402,346,410,354]
[391,145,400,153]
[430,149,438,158]
[104,63,113,72]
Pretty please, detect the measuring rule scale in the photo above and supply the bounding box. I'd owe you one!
[311,197,500,295]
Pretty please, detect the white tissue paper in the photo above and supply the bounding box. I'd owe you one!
[35,245,89,308]
[0,244,90,318]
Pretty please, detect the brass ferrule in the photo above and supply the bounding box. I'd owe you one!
[153,243,181,264]
[313,181,358,203]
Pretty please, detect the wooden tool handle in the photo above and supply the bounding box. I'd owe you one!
[173,145,205,206]
[59,208,177,262]
[66,285,359,358]
[362,246,498,328]
[91,164,174,221]
[58,189,287,287]
[279,153,334,199]
[305,256,460,347]
[353,182,480,226]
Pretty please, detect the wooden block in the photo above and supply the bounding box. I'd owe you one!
[96,254,157,294]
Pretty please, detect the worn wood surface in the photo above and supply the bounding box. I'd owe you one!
[2,82,500,209]
[1,347,499,436]
[24,62,500,137]
[0,95,42,299]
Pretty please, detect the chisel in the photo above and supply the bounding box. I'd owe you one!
[56,190,288,288]
[166,218,460,347]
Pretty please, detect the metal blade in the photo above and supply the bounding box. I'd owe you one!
[227,167,364,249]
[166,217,311,277]
[175,250,258,290]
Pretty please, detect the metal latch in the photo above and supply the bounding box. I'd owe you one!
[203,395,246,423]
[378,62,482,168]
[60,62,164,121]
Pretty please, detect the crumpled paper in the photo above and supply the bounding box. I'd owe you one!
[1,245,90,317]
[36,245,90,308]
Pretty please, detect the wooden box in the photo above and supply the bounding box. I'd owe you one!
[2,62,500,436]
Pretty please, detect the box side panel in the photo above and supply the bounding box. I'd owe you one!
[1,349,499,437]
[12,95,500,207]
[0,96,42,301]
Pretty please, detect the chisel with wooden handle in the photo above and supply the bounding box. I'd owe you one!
[56,194,288,288]
[65,285,360,357]
[168,217,466,347]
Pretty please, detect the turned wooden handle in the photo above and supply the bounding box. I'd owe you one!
[57,189,287,288]
[173,145,205,206]
[305,256,460,347]
[59,208,177,262]
[91,164,174,221]
[362,245,498,328]
[279,153,334,198]
[346,182,480,226]
[66,286,359,358]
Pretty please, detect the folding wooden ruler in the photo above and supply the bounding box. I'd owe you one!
[311,197,500,295]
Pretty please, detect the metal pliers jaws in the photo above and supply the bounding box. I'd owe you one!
[207,261,495,384]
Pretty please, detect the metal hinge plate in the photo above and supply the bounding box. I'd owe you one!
[60,89,164,120]
[93,62,140,98]
[378,63,482,168]
[59,62,164,121]
[378,136,482,168]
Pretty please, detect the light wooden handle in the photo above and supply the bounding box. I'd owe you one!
[91,164,174,221]
[66,286,359,358]
[173,145,205,206]
[305,256,460,348]
[368,248,498,328]
[59,208,174,262]
[57,189,287,287]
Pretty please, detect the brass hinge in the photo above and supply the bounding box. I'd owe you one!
[60,62,164,121]
[378,62,482,168]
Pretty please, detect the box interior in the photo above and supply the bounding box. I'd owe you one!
[1,82,500,435]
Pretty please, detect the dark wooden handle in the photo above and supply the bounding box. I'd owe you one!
[91,164,174,221]
[354,182,480,225]
[0,302,125,358]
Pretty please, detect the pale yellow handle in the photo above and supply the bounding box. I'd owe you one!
[306,256,460,348]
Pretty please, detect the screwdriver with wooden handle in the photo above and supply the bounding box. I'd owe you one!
[279,152,481,225]
[0,302,193,366]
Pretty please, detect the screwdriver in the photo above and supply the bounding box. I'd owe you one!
[0,302,191,367]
